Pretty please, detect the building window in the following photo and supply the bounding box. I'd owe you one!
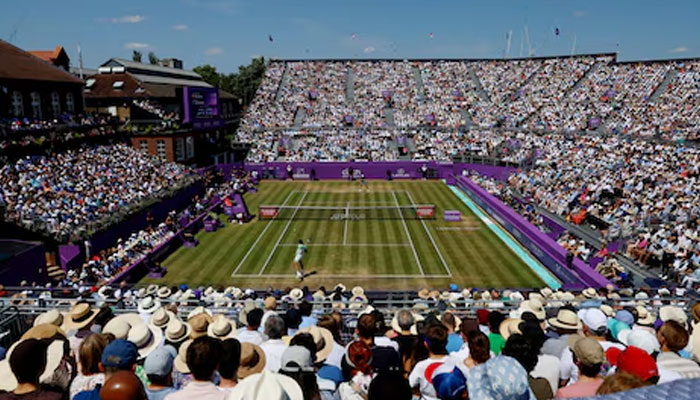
[85,78,96,89]
[175,138,185,161]
[156,140,166,159]
[11,91,23,117]
[185,136,195,159]
[51,92,61,117]
[66,93,75,113]
[139,140,148,153]
[30,92,42,119]
[112,81,124,90]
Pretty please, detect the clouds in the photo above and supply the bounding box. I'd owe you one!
[573,10,587,18]
[100,15,146,24]
[204,47,224,56]
[124,42,149,49]
[668,46,688,54]
[363,46,376,54]
[173,24,189,31]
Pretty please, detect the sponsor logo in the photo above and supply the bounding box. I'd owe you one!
[260,207,278,219]
[330,213,365,221]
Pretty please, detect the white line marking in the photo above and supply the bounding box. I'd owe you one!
[392,191,425,276]
[258,191,309,276]
[277,243,411,247]
[233,274,450,279]
[231,190,296,276]
[406,190,453,277]
[343,201,350,245]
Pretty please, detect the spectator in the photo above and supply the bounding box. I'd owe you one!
[467,355,535,400]
[596,371,651,395]
[261,315,287,372]
[441,313,463,354]
[69,333,108,399]
[367,372,411,400]
[217,338,241,391]
[164,336,225,400]
[227,370,303,400]
[100,370,146,400]
[487,311,506,355]
[555,338,605,398]
[338,341,374,400]
[502,334,553,400]
[75,339,139,400]
[279,346,320,400]
[0,339,64,400]
[237,309,265,346]
[143,346,177,400]
[463,330,490,370]
[656,320,700,378]
[613,346,660,384]
[298,301,317,329]
[408,323,450,400]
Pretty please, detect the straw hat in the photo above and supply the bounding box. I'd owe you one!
[659,305,687,325]
[21,323,67,341]
[103,313,145,340]
[228,370,303,400]
[149,307,176,329]
[33,309,64,327]
[174,339,192,373]
[238,299,257,326]
[333,284,347,293]
[428,290,440,300]
[146,284,159,296]
[189,313,213,339]
[635,306,656,326]
[164,318,192,343]
[60,303,99,331]
[157,286,172,299]
[264,296,278,310]
[352,286,365,298]
[547,309,583,331]
[187,306,213,321]
[499,318,523,341]
[417,289,430,300]
[127,322,163,359]
[207,315,238,339]
[137,296,161,314]
[481,291,492,301]
[540,288,554,299]
[289,288,304,302]
[461,289,472,299]
[0,339,68,391]
[519,299,546,321]
[293,326,334,363]
[390,311,424,335]
[599,305,615,318]
[238,343,266,379]
[582,288,598,299]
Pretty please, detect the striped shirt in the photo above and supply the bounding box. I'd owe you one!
[657,352,700,379]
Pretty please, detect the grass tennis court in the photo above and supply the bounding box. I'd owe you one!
[141,180,546,290]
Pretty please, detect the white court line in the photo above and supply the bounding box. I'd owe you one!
[343,201,350,245]
[231,190,296,276]
[257,191,309,276]
[277,243,411,247]
[233,274,450,279]
[405,190,453,277]
[392,191,425,276]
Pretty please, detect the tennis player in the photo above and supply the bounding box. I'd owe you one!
[359,171,369,192]
[294,239,308,280]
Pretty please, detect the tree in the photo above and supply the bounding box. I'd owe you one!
[148,52,159,65]
[193,64,220,88]
[132,50,142,62]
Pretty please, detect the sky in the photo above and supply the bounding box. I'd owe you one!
[2,0,699,74]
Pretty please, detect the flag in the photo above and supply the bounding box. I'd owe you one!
[429,32,434,39]
[268,34,273,42]
[555,27,560,36]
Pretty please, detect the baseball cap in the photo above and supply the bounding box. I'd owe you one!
[579,308,607,331]
[101,339,139,369]
[616,346,659,382]
[144,345,176,376]
[572,337,605,366]
[614,310,634,326]
[432,367,467,400]
[280,346,314,372]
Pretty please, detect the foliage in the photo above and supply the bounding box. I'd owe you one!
[148,52,159,65]
[132,50,142,62]
[193,57,267,107]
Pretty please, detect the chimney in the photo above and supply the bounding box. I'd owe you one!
[159,58,183,69]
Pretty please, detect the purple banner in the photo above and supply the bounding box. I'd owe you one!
[183,87,223,130]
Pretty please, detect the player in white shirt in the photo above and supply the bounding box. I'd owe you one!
[294,240,308,280]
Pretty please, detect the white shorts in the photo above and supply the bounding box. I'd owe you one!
[294,254,303,263]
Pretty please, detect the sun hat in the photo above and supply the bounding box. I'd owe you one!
[280,346,315,372]
[618,329,660,354]
[144,345,176,377]
[187,306,213,321]
[188,313,213,339]
[33,310,64,327]
[20,324,67,341]
[101,339,139,369]
[238,343,266,379]
[599,305,614,318]
[467,356,535,400]
[571,337,605,366]
[547,309,582,331]
[173,339,192,373]
[578,308,608,331]
[207,315,237,339]
[60,303,99,331]
[289,288,304,302]
[237,299,257,326]
[156,286,172,299]
[264,296,278,310]
[659,305,687,325]
[127,322,162,359]
[228,370,303,400]
[103,313,145,340]
[164,318,192,344]
[417,289,430,299]
[333,284,347,293]
[499,318,523,341]
[390,311,424,334]
[635,306,656,326]
[149,308,175,329]
[582,288,598,299]
[352,286,365,298]
[137,296,161,314]
[461,289,472,299]
[146,284,159,296]
[0,338,68,391]
[540,288,554,299]
[293,325,334,363]
[518,299,545,321]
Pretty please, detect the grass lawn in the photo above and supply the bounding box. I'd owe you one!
[140,180,545,290]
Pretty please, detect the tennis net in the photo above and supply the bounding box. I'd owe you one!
[258,204,436,220]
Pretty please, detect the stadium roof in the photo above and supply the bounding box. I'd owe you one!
[130,73,213,88]
[0,39,82,84]
[103,58,203,80]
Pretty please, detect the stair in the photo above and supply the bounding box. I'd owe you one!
[274,62,289,103]
[512,63,542,100]
[412,66,426,102]
[346,65,355,103]
[648,68,678,103]
[562,61,601,100]
[293,108,305,128]
[406,136,417,153]
[384,108,396,127]
[468,65,490,102]
[459,109,474,127]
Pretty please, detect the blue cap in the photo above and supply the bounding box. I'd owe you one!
[101,339,138,369]
[144,345,175,376]
[433,367,467,400]
[449,284,459,292]
[614,310,634,326]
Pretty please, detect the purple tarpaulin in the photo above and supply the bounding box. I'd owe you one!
[58,244,81,270]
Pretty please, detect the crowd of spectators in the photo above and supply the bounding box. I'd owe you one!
[0,144,197,242]
[1,283,700,400]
